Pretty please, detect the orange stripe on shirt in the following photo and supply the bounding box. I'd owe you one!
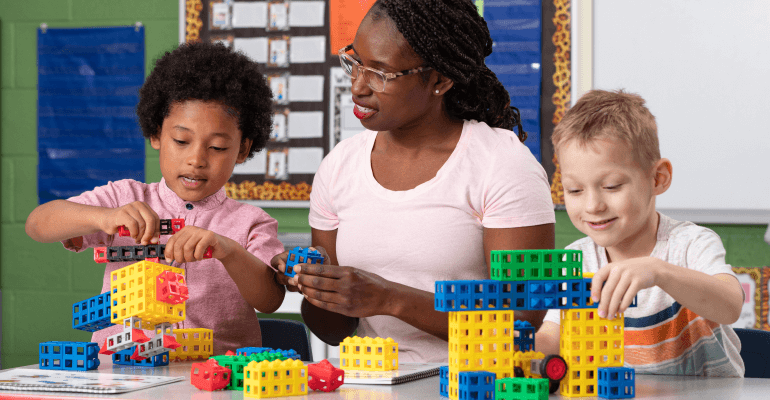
[625,307,718,347]
[625,309,719,366]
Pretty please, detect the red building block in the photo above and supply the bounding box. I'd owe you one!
[308,359,344,392]
[156,270,189,304]
[191,359,231,391]
[94,247,108,263]
[118,226,131,237]
[171,219,185,233]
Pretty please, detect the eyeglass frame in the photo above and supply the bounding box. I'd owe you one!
[338,44,433,92]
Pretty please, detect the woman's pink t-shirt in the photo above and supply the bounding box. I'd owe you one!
[65,178,285,355]
[309,120,555,362]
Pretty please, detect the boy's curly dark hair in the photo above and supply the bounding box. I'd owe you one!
[368,0,526,142]
[137,41,272,159]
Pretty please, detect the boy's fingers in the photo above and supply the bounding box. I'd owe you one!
[599,270,621,318]
[591,268,609,302]
[607,277,631,318]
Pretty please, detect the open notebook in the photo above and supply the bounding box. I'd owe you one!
[0,368,184,394]
[333,361,444,385]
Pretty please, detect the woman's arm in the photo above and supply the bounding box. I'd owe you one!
[484,223,556,329]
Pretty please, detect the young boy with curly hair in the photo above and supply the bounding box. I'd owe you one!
[536,89,745,376]
[26,42,285,355]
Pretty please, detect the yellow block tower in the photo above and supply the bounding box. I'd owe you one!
[110,260,186,329]
[243,359,308,398]
[169,328,213,361]
[340,336,399,371]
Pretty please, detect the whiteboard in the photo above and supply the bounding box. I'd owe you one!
[592,0,770,224]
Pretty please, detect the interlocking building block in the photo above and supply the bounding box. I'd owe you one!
[308,359,344,392]
[73,292,113,332]
[495,377,549,400]
[156,270,189,304]
[514,320,535,351]
[113,346,169,367]
[110,260,186,328]
[440,365,449,397]
[491,250,582,281]
[448,310,514,372]
[458,371,495,400]
[340,336,398,371]
[39,341,100,371]
[210,354,288,390]
[244,359,308,398]
[284,246,325,277]
[435,280,528,312]
[169,328,213,361]
[598,367,635,399]
[237,347,300,360]
[191,359,231,391]
[527,279,584,310]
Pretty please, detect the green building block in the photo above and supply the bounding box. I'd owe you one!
[495,377,549,400]
[490,250,582,281]
[210,352,288,390]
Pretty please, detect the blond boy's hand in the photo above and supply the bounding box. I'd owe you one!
[591,256,661,319]
[100,201,160,245]
[164,225,230,263]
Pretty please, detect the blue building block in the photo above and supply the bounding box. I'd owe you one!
[72,292,113,332]
[39,341,100,371]
[527,279,583,310]
[598,367,635,399]
[284,246,325,277]
[236,347,301,360]
[458,371,495,400]
[578,278,638,309]
[514,320,535,351]
[439,365,449,397]
[434,280,528,312]
[112,346,169,367]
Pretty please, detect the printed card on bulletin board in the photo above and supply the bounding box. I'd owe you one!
[185,0,341,207]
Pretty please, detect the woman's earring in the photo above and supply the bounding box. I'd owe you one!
[435,90,440,94]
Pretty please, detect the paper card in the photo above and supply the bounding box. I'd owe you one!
[268,73,289,105]
[234,37,268,63]
[266,148,289,179]
[288,111,324,139]
[268,0,289,31]
[268,36,290,67]
[288,147,324,174]
[289,36,326,64]
[288,75,324,102]
[232,1,268,28]
[271,109,290,142]
[289,1,325,27]
[233,150,267,175]
[210,1,232,30]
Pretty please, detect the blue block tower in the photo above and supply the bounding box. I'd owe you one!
[458,371,495,400]
[39,341,100,371]
[598,367,635,399]
[440,365,449,397]
[284,246,325,277]
[514,320,535,351]
[112,346,170,367]
[72,292,113,332]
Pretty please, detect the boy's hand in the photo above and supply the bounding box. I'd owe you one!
[100,201,160,245]
[271,250,299,292]
[592,256,661,318]
[164,226,231,263]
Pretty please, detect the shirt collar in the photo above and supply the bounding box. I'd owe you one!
[159,177,227,212]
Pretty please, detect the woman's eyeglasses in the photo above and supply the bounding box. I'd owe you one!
[338,44,432,92]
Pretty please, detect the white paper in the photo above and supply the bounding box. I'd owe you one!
[288,75,324,102]
[269,38,289,66]
[289,1,325,27]
[232,2,268,28]
[269,75,289,104]
[233,150,267,175]
[234,37,268,63]
[271,112,288,141]
[288,111,324,138]
[268,1,289,30]
[211,2,231,29]
[289,36,326,63]
[288,147,324,174]
[267,150,288,179]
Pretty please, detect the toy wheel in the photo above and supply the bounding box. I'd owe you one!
[540,354,567,381]
[548,379,561,394]
[513,366,525,377]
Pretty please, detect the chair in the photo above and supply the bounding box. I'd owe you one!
[258,318,313,362]
[735,328,770,378]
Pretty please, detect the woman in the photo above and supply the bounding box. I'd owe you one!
[273,0,555,363]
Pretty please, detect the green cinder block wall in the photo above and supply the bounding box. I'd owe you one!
[2,0,769,369]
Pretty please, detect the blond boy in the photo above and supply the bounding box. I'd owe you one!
[536,90,745,377]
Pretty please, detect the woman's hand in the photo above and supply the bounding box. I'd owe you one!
[291,262,394,318]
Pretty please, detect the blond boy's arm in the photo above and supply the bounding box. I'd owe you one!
[655,264,743,325]
[535,320,561,356]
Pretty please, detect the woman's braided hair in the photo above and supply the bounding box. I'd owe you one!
[369,0,526,142]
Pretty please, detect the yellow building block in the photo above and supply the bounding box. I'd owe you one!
[340,336,398,371]
[512,350,546,378]
[110,260,186,329]
[169,328,213,361]
[243,359,307,398]
[448,310,515,372]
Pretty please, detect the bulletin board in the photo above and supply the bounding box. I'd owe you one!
[184,0,565,207]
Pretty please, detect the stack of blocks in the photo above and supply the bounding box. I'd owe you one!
[237,347,301,360]
[210,353,290,390]
[434,249,636,399]
[113,347,169,367]
[169,328,213,361]
[39,342,100,371]
[243,359,308,398]
[598,367,635,399]
[339,336,399,371]
[72,292,113,332]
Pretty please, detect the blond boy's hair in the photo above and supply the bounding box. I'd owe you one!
[552,89,660,168]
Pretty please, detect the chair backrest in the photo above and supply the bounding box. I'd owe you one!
[735,328,770,378]
[258,318,313,362]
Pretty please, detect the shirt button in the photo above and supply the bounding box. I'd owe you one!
[186,203,193,210]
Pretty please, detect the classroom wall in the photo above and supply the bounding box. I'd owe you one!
[1,0,768,369]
